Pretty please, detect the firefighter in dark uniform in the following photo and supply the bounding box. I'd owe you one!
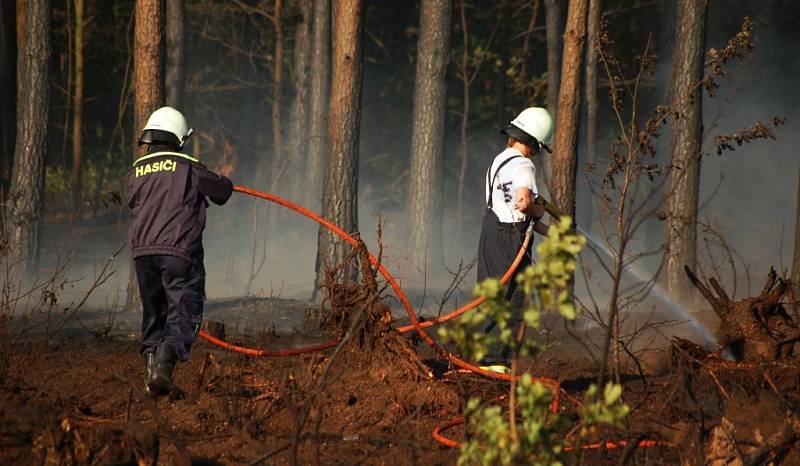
[477,107,554,373]
[127,106,233,395]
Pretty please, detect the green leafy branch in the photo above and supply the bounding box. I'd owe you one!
[441,217,629,465]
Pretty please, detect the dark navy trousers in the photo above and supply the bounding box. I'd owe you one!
[135,255,205,361]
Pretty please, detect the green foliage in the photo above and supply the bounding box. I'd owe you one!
[44,161,120,212]
[579,383,630,437]
[440,217,628,465]
[438,277,510,363]
[44,166,72,199]
[460,376,563,466]
[516,216,586,324]
[439,217,586,360]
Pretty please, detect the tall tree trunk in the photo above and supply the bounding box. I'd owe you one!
[0,0,16,198]
[70,0,85,211]
[133,0,165,158]
[544,0,561,119]
[269,0,284,189]
[288,0,312,200]
[793,166,800,290]
[306,0,330,209]
[495,3,509,129]
[126,0,165,310]
[455,0,469,236]
[15,0,23,52]
[407,0,452,274]
[165,0,185,109]
[519,0,540,101]
[6,0,50,280]
[665,0,707,305]
[551,0,588,219]
[541,0,562,193]
[314,0,364,297]
[581,0,599,230]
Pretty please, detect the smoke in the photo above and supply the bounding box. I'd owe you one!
[696,6,800,289]
[28,1,800,348]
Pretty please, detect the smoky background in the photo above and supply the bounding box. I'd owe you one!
[30,0,800,344]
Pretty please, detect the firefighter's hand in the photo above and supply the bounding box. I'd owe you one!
[514,196,528,212]
[515,187,544,218]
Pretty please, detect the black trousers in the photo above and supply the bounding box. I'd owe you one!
[476,209,532,359]
[135,255,205,361]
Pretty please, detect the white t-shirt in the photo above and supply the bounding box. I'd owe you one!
[484,147,538,223]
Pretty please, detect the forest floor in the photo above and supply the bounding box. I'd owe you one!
[2,296,800,465]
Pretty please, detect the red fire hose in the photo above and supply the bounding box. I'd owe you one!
[198,185,549,386]
[197,185,658,453]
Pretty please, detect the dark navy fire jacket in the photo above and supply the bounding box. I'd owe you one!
[127,146,233,265]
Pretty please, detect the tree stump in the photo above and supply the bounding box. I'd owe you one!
[685,266,800,362]
[201,320,225,340]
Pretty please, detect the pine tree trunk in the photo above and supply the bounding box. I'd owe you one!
[0,0,16,198]
[407,0,452,274]
[70,0,85,210]
[133,0,165,157]
[306,0,331,209]
[15,0,23,51]
[541,0,563,192]
[551,0,588,219]
[519,0,540,102]
[288,0,312,200]
[6,0,50,280]
[544,0,561,119]
[314,0,365,297]
[455,0,469,236]
[792,166,800,290]
[665,0,707,305]
[126,0,165,310]
[269,0,284,190]
[166,0,185,109]
[581,0,599,230]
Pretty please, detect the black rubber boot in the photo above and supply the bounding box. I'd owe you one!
[147,343,178,396]
[144,352,157,395]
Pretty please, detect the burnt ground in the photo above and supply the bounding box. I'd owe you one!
[2,298,800,465]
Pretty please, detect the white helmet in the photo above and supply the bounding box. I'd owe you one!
[502,107,554,153]
[138,106,194,148]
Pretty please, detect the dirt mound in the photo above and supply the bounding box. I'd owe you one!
[315,237,459,432]
[319,336,458,430]
[229,237,461,462]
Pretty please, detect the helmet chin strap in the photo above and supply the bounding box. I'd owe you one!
[180,128,194,148]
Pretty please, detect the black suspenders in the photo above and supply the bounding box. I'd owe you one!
[486,155,522,209]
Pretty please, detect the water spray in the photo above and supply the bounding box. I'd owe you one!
[576,226,716,346]
[534,195,715,346]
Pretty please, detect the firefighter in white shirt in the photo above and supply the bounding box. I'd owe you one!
[477,107,554,372]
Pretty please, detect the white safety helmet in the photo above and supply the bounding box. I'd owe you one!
[138,106,194,148]
[501,107,554,153]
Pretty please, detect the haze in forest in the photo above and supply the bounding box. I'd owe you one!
[2,0,799,339]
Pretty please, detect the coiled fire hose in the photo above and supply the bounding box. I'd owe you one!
[197,186,659,452]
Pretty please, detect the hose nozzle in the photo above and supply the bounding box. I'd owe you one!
[534,196,565,219]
